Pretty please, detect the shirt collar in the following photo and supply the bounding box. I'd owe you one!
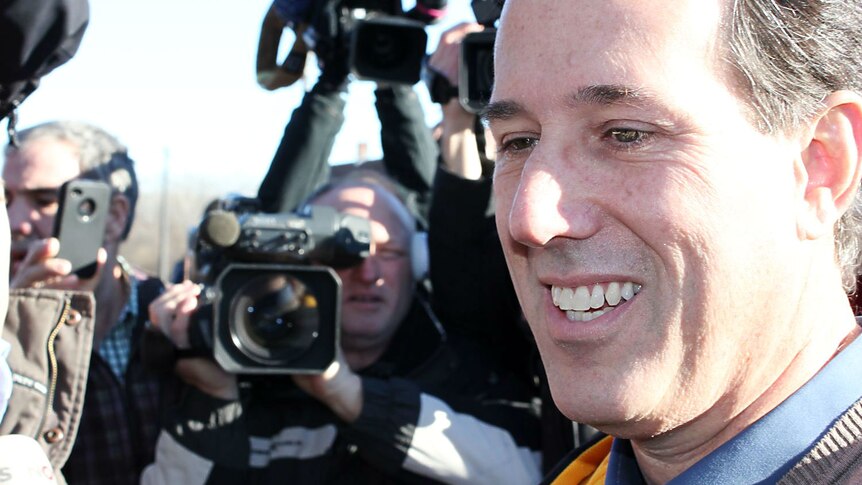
[606,324,862,484]
[114,256,139,328]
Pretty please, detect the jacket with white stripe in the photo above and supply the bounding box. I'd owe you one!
[142,296,542,485]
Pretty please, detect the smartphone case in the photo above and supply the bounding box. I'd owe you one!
[52,179,111,278]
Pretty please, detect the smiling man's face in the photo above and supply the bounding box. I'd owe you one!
[488,0,810,438]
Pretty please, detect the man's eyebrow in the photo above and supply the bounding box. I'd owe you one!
[571,84,654,106]
[482,84,658,125]
[18,187,61,197]
[481,100,525,125]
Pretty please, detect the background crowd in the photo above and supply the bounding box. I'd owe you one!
[4,0,862,484]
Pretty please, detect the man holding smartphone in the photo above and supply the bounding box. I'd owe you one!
[2,121,175,485]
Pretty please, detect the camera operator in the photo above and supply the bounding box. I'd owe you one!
[142,172,541,484]
[255,0,441,224]
[426,23,601,472]
[1,121,178,485]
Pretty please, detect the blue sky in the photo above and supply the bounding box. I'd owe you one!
[16,0,474,196]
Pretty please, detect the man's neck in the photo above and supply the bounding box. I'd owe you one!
[632,292,860,484]
[92,257,130,346]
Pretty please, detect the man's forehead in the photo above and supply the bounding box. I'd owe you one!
[493,0,725,105]
[315,182,412,243]
[315,183,378,213]
[3,138,81,186]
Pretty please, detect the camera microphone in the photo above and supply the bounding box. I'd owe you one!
[200,210,241,248]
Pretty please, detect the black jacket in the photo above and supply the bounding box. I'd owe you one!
[142,294,541,484]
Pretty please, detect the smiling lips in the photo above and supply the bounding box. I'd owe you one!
[551,282,642,322]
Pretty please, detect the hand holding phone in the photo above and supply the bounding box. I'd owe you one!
[52,179,111,279]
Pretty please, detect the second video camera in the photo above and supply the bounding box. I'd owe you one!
[186,197,371,375]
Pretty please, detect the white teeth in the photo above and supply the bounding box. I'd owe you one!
[572,286,591,311]
[606,282,621,306]
[559,287,574,310]
[589,285,604,309]
[551,280,641,321]
[621,282,634,301]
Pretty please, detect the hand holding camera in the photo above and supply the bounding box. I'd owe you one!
[428,22,484,92]
[148,280,239,400]
[292,350,363,423]
[150,280,364,421]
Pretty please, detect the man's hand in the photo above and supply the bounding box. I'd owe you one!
[148,280,239,400]
[428,22,484,87]
[293,352,363,423]
[428,22,486,180]
[10,237,106,292]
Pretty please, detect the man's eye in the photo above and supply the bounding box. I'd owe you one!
[34,196,58,208]
[499,136,538,154]
[607,128,649,145]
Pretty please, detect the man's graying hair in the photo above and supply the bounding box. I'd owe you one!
[7,121,138,239]
[720,0,862,293]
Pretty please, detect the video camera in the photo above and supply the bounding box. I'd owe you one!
[175,196,371,375]
[305,0,447,84]
[458,0,502,113]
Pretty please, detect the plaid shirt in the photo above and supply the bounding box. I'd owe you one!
[97,261,138,381]
[61,270,174,485]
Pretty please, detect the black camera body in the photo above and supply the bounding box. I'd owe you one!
[459,30,496,114]
[308,0,441,85]
[187,199,371,375]
[458,0,503,113]
[350,15,428,85]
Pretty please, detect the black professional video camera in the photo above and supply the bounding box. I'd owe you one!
[458,0,502,113]
[308,0,446,84]
[171,196,371,375]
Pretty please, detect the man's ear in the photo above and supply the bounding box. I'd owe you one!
[797,91,862,240]
[104,193,130,244]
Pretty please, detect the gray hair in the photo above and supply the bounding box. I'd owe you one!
[6,120,138,239]
[721,0,862,293]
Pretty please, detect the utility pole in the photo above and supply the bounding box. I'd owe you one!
[157,147,171,281]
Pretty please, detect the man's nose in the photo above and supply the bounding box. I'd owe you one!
[354,253,382,284]
[6,198,35,237]
[507,157,601,248]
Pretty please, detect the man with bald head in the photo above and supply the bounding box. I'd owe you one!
[143,172,542,484]
[486,0,862,482]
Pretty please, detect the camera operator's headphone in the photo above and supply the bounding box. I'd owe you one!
[299,180,429,282]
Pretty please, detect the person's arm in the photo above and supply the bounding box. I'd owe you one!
[341,352,542,484]
[141,386,248,485]
[256,3,308,91]
[141,281,250,485]
[375,84,438,227]
[257,86,347,214]
[427,23,526,360]
[0,289,95,474]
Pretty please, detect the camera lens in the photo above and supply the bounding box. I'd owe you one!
[229,273,320,365]
[367,30,407,68]
[77,198,96,221]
